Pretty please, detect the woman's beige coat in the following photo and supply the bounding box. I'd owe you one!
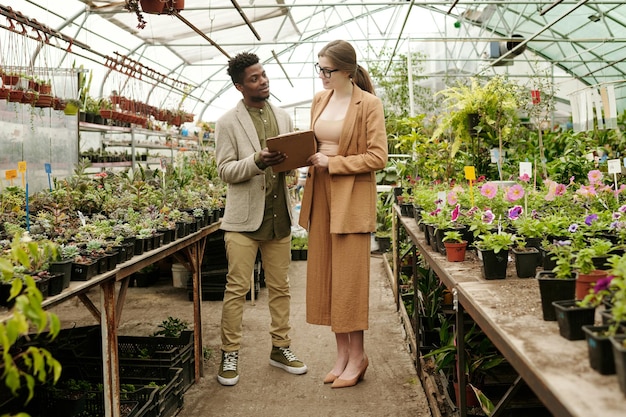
[298,84,387,234]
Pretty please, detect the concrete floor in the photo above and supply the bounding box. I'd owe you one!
[50,254,433,417]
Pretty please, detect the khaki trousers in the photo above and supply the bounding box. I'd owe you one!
[221,232,292,352]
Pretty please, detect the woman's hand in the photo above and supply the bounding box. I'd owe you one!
[309,152,329,168]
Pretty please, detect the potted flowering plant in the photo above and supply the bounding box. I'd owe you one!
[474,231,516,280]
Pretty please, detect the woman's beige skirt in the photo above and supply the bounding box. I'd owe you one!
[305,167,370,333]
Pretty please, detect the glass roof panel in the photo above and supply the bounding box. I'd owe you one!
[4,1,626,123]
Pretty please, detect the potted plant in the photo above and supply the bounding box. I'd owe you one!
[473,231,516,280]
[442,230,467,262]
[536,240,578,321]
[511,238,539,278]
[573,241,611,300]
[375,195,393,252]
[512,215,546,267]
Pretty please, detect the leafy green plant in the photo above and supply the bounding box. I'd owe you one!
[442,230,464,243]
[474,231,516,254]
[423,318,504,414]
[544,240,575,279]
[152,316,190,338]
[0,247,62,408]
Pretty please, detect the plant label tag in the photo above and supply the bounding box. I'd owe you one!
[5,169,17,180]
[519,162,532,178]
[490,148,499,163]
[608,159,621,174]
[437,191,447,208]
[464,166,476,180]
[44,163,52,174]
[18,161,27,173]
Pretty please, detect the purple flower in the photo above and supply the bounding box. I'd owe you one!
[531,209,539,219]
[568,223,578,233]
[483,209,495,225]
[619,205,626,213]
[585,214,598,226]
[508,205,523,220]
[594,276,614,293]
[556,240,571,246]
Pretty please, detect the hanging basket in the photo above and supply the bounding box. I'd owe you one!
[2,74,19,86]
[34,94,54,108]
[169,0,185,12]
[140,0,167,14]
[8,89,24,103]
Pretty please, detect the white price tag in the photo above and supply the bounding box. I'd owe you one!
[519,162,532,178]
[608,158,621,175]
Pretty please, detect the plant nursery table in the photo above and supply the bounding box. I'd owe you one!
[393,206,626,417]
[1,222,220,417]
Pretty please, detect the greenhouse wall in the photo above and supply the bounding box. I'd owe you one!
[0,100,78,193]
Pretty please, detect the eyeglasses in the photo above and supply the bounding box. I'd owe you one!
[315,63,339,78]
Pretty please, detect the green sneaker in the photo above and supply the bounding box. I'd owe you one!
[217,350,239,386]
[270,346,308,375]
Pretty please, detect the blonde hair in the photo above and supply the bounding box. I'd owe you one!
[318,40,375,95]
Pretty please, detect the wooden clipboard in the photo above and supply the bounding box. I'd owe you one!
[266,130,316,173]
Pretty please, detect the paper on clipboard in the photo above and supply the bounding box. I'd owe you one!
[266,130,316,173]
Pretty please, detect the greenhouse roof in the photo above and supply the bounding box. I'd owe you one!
[3,1,626,124]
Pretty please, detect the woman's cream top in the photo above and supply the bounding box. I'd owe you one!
[314,118,343,156]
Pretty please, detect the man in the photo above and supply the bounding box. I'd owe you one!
[214,52,307,386]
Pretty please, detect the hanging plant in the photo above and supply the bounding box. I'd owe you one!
[124,0,148,29]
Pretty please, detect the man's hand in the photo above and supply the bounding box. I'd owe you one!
[259,148,286,166]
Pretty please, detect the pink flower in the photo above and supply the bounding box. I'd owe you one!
[554,183,566,196]
[480,182,498,199]
[508,205,523,220]
[576,185,597,198]
[518,173,530,182]
[447,191,458,205]
[505,184,525,202]
[544,179,557,201]
[451,204,460,222]
[619,205,626,213]
[588,169,603,185]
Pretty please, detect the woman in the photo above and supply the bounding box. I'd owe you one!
[298,40,388,388]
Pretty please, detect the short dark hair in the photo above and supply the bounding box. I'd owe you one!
[227,52,260,85]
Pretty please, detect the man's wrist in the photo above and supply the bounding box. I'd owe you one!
[254,152,268,170]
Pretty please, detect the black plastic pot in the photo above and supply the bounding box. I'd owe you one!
[536,270,577,321]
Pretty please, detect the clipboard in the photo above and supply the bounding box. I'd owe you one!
[266,130,316,173]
